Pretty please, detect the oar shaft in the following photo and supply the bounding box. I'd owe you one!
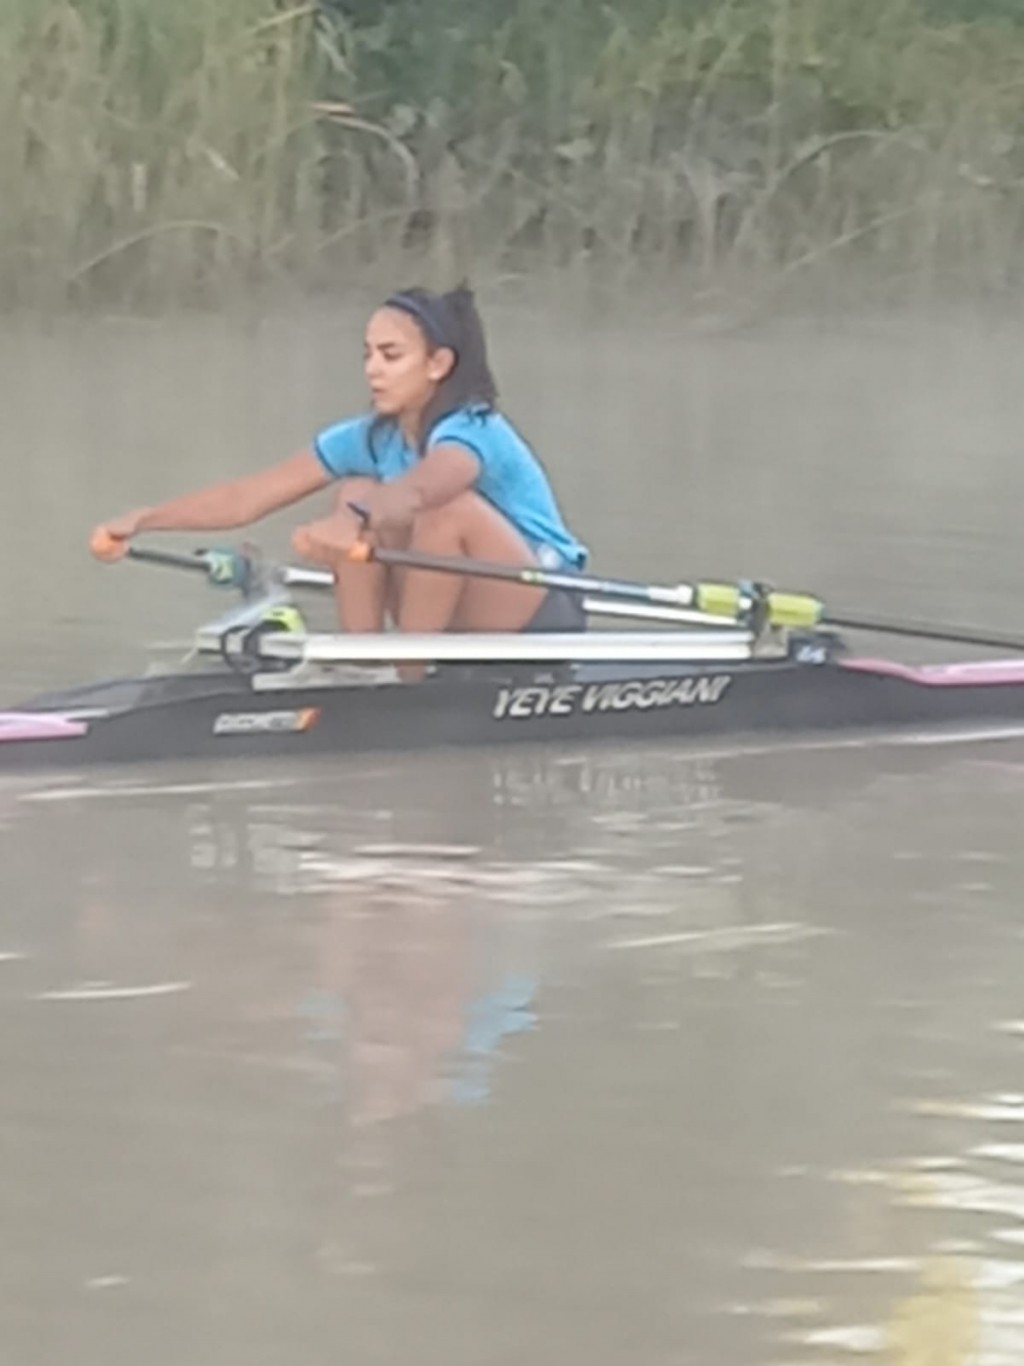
[121,540,819,628]
[127,542,617,601]
[125,542,736,626]
[355,544,662,602]
[126,545,260,596]
[127,546,211,574]
[826,612,1024,653]
[127,546,336,593]
[121,542,1022,651]
[351,545,822,628]
[356,546,1022,650]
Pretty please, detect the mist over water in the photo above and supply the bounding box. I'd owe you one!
[3,304,1024,1364]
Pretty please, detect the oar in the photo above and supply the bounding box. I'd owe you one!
[110,539,731,627]
[104,536,1024,652]
[823,610,1024,654]
[121,544,263,594]
[96,530,813,626]
[349,545,1024,650]
[345,543,822,629]
[98,541,335,595]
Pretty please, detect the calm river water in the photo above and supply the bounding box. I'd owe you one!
[2,305,1024,1364]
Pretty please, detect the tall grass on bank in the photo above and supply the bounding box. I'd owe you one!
[5,0,1024,308]
[0,0,324,307]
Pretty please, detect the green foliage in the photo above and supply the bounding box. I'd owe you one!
[0,0,322,306]
[923,0,1024,22]
[4,0,1024,306]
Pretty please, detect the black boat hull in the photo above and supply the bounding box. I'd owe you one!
[4,654,1024,770]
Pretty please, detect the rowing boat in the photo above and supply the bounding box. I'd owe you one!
[3,546,1024,769]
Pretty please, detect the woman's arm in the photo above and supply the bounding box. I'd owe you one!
[358,443,480,530]
[93,449,331,555]
[289,443,481,567]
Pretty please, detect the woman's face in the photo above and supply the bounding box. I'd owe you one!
[364,307,453,418]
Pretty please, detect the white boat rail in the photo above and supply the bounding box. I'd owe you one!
[252,630,755,665]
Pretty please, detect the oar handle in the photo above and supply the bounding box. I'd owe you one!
[126,545,213,575]
[90,529,235,579]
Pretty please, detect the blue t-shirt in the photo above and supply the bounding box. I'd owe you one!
[313,407,587,568]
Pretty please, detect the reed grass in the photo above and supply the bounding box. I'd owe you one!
[0,0,324,306]
[5,0,1024,308]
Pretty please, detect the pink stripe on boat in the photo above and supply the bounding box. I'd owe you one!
[843,658,1024,687]
[0,713,89,742]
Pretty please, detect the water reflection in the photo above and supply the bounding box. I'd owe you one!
[2,739,1024,1361]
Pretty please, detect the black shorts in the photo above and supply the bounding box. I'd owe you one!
[523,588,588,633]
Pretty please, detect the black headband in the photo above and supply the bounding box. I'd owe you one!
[384,292,458,353]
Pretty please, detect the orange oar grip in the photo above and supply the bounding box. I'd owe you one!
[90,528,126,561]
[347,541,374,563]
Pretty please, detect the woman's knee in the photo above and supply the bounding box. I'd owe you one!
[410,491,537,566]
[408,494,473,549]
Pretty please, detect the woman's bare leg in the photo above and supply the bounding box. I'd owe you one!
[324,478,395,631]
[297,483,545,636]
[396,492,544,633]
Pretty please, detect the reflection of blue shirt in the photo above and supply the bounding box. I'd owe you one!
[314,407,587,568]
[449,976,538,1106]
[297,974,539,1109]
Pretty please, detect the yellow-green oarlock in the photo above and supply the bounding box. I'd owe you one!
[695,583,743,619]
[694,583,822,629]
[261,605,306,633]
[764,592,823,629]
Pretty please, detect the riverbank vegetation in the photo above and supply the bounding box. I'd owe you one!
[5,0,1024,308]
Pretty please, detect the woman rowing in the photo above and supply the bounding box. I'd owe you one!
[91,286,587,635]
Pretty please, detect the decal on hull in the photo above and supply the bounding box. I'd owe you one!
[493,675,732,721]
[213,708,321,736]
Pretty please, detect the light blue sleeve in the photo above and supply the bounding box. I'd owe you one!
[426,410,491,470]
[313,415,375,479]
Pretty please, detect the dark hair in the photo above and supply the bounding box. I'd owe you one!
[369,284,498,458]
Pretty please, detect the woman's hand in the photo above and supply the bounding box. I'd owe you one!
[89,510,147,561]
[291,508,366,567]
[360,481,423,535]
